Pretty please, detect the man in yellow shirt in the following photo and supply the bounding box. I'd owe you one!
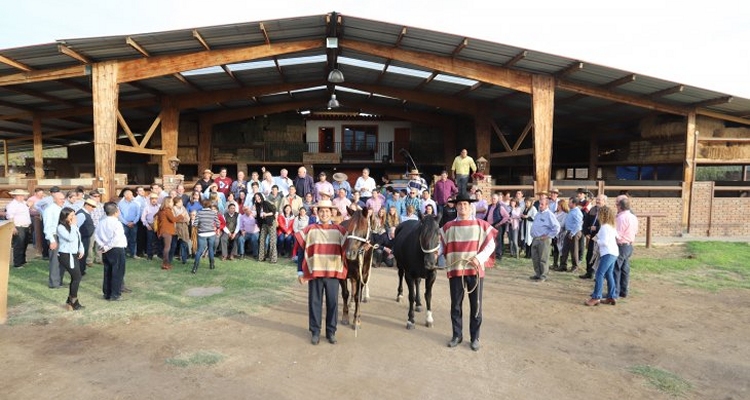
[451,149,477,197]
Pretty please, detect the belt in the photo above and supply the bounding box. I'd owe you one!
[16,225,30,228]
[617,242,632,246]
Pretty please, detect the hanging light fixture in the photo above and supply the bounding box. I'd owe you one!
[327,93,340,109]
[327,68,345,83]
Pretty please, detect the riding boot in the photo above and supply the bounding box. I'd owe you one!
[209,263,215,270]
[191,265,198,274]
[66,296,73,310]
[72,298,85,310]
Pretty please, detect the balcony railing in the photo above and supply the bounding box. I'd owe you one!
[221,141,444,164]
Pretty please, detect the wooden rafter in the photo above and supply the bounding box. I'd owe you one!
[340,39,532,93]
[414,72,437,90]
[344,81,479,114]
[555,62,584,78]
[557,79,686,115]
[452,38,469,57]
[2,86,79,107]
[202,99,321,125]
[503,50,528,68]
[116,110,140,147]
[647,85,684,99]
[395,27,407,47]
[691,96,733,108]
[192,30,211,51]
[490,119,512,152]
[260,22,285,81]
[0,55,32,71]
[115,144,165,155]
[126,37,150,57]
[513,119,534,151]
[603,74,636,89]
[456,81,484,97]
[175,79,324,109]
[0,65,89,87]
[138,115,162,148]
[58,44,91,64]
[4,127,92,143]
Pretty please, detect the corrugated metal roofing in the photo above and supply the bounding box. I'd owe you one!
[1,12,749,155]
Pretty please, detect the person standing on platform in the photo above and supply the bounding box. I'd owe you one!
[451,149,477,197]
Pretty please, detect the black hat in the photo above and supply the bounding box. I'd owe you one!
[447,193,478,204]
[576,187,587,194]
[49,186,61,193]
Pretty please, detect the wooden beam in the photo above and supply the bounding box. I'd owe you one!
[344,82,479,114]
[475,106,492,163]
[395,27,408,47]
[2,86,79,107]
[683,111,697,233]
[58,44,91,64]
[557,79,687,115]
[116,39,323,83]
[0,65,90,87]
[691,96,733,108]
[116,110,140,147]
[203,99,321,125]
[513,119,533,151]
[138,115,162,148]
[489,148,534,158]
[452,38,469,57]
[115,144,166,155]
[172,72,201,91]
[175,80,324,109]
[696,109,750,127]
[490,119,512,152]
[698,137,750,143]
[33,116,43,179]
[340,39,533,93]
[555,62,583,78]
[341,100,454,127]
[93,62,119,199]
[159,98,179,175]
[126,37,151,57]
[198,118,212,173]
[503,50,528,68]
[4,127,93,143]
[603,74,636,89]
[532,75,555,193]
[647,85,684,99]
[192,30,211,51]
[0,55,32,71]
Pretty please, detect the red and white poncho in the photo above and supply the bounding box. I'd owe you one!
[295,223,348,280]
[440,219,497,278]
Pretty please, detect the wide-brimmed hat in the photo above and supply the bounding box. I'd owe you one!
[333,172,348,182]
[9,189,29,196]
[203,169,213,175]
[409,168,422,175]
[549,187,560,194]
[447,193,477,204]
[149,193,159,199]
[84,198,97,208]
[312,199,337,209]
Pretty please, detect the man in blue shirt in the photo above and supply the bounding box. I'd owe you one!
[559,198,583,272]
[118,188,141,258]
[529,198,561,282]
[385,191,406,218]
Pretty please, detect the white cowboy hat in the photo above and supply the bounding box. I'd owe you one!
[312,199,338,209]
[9,189,30,196]
[333,172,348,182]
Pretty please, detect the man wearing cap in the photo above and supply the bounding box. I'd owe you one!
[354,168,376,203]
[141,193,162,260]
[76,197,97,275]
[529,198,561,282]
[406,169,428,195]
[332,172,352,199]
[451,149,477,197]
[314,171,334,202]
[7,189,32,268]
[295,199,348,345]
[196,169,214,193]
[548,187,560,213]
[433,170,458,214]
[440,193,497,351]
[43,191,66,288]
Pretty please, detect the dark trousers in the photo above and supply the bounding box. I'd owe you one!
[12,226,29,267]
[614,243,633,297]
[449,276,483,342]
[561,231,582,268]
[496,224,508,258]
[145,228,162,258]
[136,221,146,256]
[578,233,586,264]
[123,224,138,257]
[79,235,90,275]
[308,277,339,337]
[103,247,126,299]
[59,252,82,299]
[584,236,597,276]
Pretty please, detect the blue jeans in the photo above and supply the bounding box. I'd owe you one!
[456,174,469,196]
[177,239,190,262]
[277,233,294,256]
[194,234,216,269]
[591,254,617,300]
[122,223,138,257]
[238,232,259,257]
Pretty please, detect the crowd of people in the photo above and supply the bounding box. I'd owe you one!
[3,147,638,348]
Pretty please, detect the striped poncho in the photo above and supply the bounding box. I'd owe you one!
[440,219,497,278]
[295,223,348,280]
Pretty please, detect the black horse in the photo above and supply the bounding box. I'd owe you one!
[392,216,441,330]
[340,210,374,332]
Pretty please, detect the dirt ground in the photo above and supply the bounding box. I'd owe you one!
[1,247,749,400]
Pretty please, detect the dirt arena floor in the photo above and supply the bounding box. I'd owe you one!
[1,248,748,399]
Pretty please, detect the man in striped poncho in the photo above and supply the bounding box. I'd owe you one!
[440,193,498,352]
[295,199,348,346]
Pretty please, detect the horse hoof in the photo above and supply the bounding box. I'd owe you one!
[415,305,423,312]
[396,295,403,303]
[406,321,415,330]
[341,319,350,326]
[362,298,369,304]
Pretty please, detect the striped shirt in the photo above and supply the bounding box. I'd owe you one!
[295,223,348,279]
[193,207,220,236]
[440,218,497,278]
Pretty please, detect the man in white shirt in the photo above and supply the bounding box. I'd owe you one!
[95,202,129,301]
[7,189,32,268]
[354,168,376,203]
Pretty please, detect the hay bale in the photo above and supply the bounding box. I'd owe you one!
[640,115,724,139]
[713,127,750,138]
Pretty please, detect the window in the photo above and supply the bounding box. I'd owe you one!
[342,125,377,153]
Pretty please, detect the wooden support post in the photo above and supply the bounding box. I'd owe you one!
[682,112,697,233]
[0,221,14,324]
[92,62,119,201]
[198,117,212,173]
[2,139,8,177]
[33,116,44,179]
[532,75,555,194]
[588,132,598,180]
[160,97,179,176]
[475,107,492,173]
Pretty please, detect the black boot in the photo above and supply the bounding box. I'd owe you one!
[72,299,85,310]
[209,263,215,270]
[191,265,198,274]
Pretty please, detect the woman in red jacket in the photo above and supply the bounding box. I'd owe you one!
[276,204,295,258]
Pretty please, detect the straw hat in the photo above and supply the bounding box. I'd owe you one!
[312,199,337,210]
[9,189,29,196]
[84,198,97,208]
[149,192,159,199]
[333,172,348,182]
[203,169,213,175]
[549,187,560,194]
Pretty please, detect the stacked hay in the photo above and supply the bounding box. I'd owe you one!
[640,115,725,139]
[702,127,750,159]
[713,127,750,138]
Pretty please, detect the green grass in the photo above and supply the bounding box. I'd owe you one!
[165,350,226,368]
[629,365,692,397]
[6,255,298,325]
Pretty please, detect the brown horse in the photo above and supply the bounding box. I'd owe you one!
[340,210,375,332]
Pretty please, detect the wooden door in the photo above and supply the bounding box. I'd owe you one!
[318,127,335,153]
[393,128,410,163]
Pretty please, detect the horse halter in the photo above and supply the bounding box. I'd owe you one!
[346,217,371,250]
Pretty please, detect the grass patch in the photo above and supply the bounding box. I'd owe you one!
[629,365,692,397]
[6,256,298,325]
[165,350,225,368]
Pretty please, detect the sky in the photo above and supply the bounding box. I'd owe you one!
[1,0,749,98]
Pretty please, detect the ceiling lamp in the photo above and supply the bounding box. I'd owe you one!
[327,93,340,109]
[327,68,345,83]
